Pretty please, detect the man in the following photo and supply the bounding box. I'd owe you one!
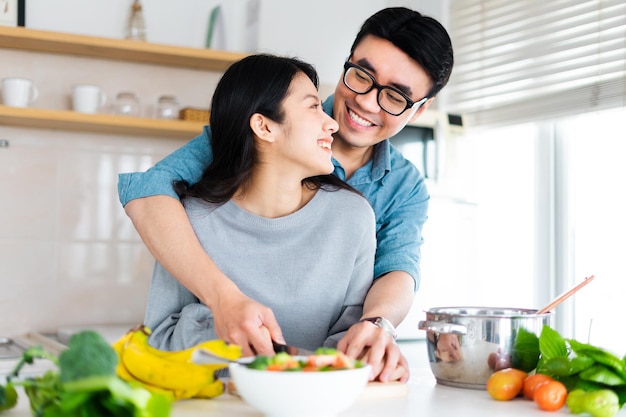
[118,7,453,382]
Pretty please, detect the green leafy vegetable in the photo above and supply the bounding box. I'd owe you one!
[511,328,540,372]
[569,339,626,381]
[538,325,568,359]
[580,365,625,387]
[0,330,171,417]
[534,324,626,414]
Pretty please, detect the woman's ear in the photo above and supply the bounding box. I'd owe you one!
[250,113,275,143]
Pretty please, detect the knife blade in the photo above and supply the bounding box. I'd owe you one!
[192,341,316,366]
[272,340,315,356]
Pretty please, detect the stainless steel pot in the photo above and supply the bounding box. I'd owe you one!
[418,307,553,389]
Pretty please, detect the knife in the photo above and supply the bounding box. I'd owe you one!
[271,340,315,356]
[192,340,315,366]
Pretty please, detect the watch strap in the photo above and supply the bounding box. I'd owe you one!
[360,316,397,339]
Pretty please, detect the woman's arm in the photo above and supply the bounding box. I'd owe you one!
[126,195,284,356]
[119,130,284,355]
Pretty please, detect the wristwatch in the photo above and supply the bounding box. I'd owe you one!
[360,316,397,340]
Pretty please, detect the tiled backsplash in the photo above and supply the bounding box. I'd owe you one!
[0,125,189,336]
[1,49,221,336]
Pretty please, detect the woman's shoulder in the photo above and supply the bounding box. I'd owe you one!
[318,188,375,220]
[183,197,223,219]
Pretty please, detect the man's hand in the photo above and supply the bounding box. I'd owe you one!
[338,271,414,382]
[337,320,409,383]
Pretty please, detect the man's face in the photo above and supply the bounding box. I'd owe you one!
[333,35,434,150]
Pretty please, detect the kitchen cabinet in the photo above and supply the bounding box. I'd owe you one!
[0,26,247,138]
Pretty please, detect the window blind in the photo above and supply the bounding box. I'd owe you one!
[443,0,626,127]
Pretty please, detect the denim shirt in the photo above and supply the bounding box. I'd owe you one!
[118,96,429,290]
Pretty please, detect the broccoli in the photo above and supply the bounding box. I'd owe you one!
[1,330,171,417]
[58,330,118,383]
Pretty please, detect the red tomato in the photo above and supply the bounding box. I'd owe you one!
[534,380,567,411]
[486,368,527,401]
[523,373,554,400]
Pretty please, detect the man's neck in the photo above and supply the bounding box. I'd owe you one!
[333,141,375,179]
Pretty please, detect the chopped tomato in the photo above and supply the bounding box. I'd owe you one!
[306,354,337,368]
[248,348,363,372]
[333,351,355,369]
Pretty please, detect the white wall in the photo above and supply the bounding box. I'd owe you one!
[24,0,444,87]
[1,0,447,337]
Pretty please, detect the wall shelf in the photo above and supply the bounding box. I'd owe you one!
[0,26,247,71]
[0,105,206,138]
[0,27,244,137]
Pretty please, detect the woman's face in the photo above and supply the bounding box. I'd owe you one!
[272,72,339,177]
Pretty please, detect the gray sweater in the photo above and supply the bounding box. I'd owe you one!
[144,187,376,351]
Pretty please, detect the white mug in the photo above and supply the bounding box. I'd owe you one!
[1,77,39,107]
[72,84,107,114]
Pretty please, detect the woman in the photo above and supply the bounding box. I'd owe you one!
[144,54,376,352]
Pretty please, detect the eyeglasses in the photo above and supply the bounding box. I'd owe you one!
[342,61,428,116]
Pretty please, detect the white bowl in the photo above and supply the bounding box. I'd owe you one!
[228,360,371,417]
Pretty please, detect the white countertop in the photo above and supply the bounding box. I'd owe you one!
[6,368,599,417]
[4,340,626,417]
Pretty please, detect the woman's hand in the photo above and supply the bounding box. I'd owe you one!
[337,321,410,383]
[211,287,285,357]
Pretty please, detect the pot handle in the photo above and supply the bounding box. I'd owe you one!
[418,320,468,335]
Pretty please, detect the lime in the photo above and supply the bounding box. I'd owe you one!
[0,384,18,411]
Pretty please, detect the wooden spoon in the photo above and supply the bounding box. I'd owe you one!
[537,275,595,314]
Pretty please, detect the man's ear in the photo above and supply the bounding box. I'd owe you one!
[408,97,435,124]
[250,113,275,142]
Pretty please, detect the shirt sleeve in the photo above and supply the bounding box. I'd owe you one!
[373,175,429,292]
[117,127,213,207]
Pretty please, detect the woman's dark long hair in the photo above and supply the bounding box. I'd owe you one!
[175,54,357,203]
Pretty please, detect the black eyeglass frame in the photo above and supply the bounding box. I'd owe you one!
[342,61,429,116]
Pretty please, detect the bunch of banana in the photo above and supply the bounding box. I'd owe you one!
[112,324,242,401]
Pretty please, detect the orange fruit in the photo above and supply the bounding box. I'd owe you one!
[534,380,567,411]
[486,368,527,401]
[508,368,529,381]
[523,373,554,400]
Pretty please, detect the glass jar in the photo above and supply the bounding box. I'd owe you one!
[156,95,180,120]
[115,92,140,116]
[126,0,147,41]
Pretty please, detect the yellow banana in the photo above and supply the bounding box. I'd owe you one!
[112,326,139,381]
[116,324,241,395]
[120,330,215,391]
[111,324,139,355]
[111,324,238,399]
[114,324,241,367]
[116,356,200,402]
[192,380,226,399]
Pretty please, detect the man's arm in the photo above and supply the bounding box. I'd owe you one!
[362,271,415,325]
[337,271,414,382]
[338,156,429,382]
[118,133,211,206]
